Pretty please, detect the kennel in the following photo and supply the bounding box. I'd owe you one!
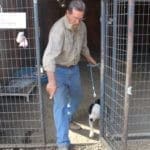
[100,0,150,150]
[0,0,47,148]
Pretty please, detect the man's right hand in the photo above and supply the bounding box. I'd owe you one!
[46,82,57,99]
[46,71,57,99]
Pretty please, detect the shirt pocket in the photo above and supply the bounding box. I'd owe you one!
[77,32,84,50]
[63,31,74,52]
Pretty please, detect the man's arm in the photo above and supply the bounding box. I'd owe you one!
[43,23,64,99]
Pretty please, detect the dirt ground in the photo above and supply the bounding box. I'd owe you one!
[41,61,150,150]
[1,60,150,150]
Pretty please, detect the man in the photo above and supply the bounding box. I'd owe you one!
[43,0,96,149]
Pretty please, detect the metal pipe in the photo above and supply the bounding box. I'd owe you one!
[33,0,47,145]
[0,4,3,12]
[100,0,106,138]
[122,0,135,150]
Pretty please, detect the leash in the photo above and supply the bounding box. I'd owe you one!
[87,63,100,98]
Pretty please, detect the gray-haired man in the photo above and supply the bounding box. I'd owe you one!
[43,0,96,149]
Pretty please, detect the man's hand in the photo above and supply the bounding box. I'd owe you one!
[46,82,57,99]
[46,71,56,99]
[84,55,97,65]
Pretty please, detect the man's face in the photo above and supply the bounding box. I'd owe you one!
[66,9,85,28]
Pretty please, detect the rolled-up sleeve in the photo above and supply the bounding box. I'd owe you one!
[81,23,90,57]
[42,24,64,72]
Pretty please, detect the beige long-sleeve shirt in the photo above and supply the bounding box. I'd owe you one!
[42,15,90,72]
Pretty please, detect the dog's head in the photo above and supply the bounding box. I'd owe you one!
[88,99,101,121]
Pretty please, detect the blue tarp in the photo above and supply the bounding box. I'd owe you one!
[14,67,48,85]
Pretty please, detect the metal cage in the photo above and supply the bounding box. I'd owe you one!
[101,0,150,150]
[0,0,45,148]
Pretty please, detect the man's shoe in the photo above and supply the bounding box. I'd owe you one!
[70,122,81,130]
[57,145,69,150]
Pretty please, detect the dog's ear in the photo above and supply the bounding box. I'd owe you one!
[88,103,94,114]
[95,99,101,105]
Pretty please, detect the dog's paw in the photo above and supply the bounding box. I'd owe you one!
[89,131,94,138]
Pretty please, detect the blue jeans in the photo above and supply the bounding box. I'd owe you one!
[53,65,83,147]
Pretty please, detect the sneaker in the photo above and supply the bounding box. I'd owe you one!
[70,122,81,130]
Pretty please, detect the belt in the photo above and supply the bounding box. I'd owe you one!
[56,64,76,68]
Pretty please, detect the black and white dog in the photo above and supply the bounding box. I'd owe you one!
[88,99,101,137]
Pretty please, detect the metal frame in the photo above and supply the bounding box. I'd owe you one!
[0,82,36,102]
[100,0,106,138]
[33,0,46,146]
[122,1,135,150]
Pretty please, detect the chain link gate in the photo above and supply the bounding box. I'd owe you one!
[0,0,46,149]
[101,0,150,150]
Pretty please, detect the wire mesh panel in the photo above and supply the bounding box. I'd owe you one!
[101,0,150,150]
[129,0,150,135]
[0,0,45,148]
[101,0,128,149]
[127,1,150,149]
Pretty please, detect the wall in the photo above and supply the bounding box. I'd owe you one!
[0,0,37,80]
[38,0,63,56]
[0,1,19,79]
[85,0,100,55]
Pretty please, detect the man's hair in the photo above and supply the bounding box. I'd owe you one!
[67,0,86,12]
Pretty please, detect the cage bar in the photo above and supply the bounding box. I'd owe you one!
[122,0,135,150]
